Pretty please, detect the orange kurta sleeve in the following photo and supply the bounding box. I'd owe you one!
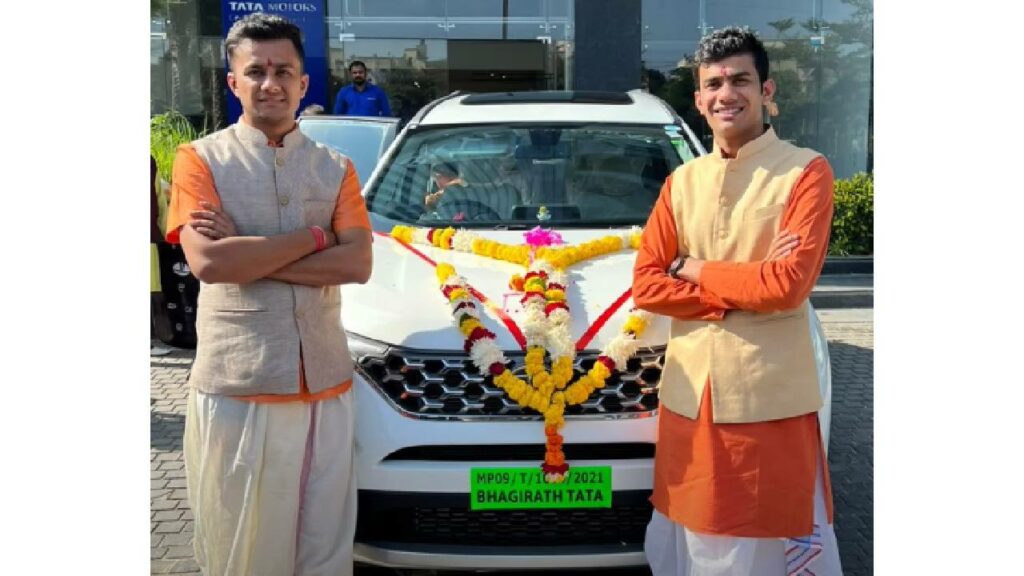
[697,157,834,312]
[633,174,727,321]
[331,158,371,232]
[165,144,221,244]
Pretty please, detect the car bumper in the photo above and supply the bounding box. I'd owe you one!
[352,372,658,569]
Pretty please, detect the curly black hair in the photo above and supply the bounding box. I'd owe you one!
[692,26,769,85]
[225,13,305,70]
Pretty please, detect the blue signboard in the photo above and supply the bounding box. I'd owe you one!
[220,1,327,125]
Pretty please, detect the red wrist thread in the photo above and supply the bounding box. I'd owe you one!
[309,226,327,251]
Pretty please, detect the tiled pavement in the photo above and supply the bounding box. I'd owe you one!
[151,310,874,575]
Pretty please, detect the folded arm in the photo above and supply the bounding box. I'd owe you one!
[677,157,834,312]
[266,227,372,286]
[180,219,323,285]
[632,175,727,321]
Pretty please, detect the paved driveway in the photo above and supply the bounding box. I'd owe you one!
[151,309,873,575]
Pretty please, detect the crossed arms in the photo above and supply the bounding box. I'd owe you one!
[181,202,372,287]
[168,145,372,287]
[631,157,834,320]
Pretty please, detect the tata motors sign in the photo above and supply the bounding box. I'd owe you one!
[221,1,327,124]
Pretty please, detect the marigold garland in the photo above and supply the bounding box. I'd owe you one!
[393,224,650,482]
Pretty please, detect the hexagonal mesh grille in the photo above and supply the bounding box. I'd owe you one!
[357,347,664,418]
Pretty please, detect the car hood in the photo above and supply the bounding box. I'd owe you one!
[341,227,669,352]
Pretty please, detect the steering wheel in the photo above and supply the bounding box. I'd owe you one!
[435,199,503,222]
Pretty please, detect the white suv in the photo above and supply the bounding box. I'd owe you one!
[333,90,832,570]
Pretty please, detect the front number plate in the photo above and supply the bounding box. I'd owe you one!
[469,466,612,510]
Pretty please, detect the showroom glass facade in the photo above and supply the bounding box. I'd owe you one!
[151,0,871,178]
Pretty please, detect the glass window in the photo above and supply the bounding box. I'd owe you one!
[367,123,690,228]
[344,0,446,18]
[151,0,226,130]
[328,39,449,123]
[641,0,873,179]
[298,117,396,184]
[509,0,544,18]
[446,0,502,18]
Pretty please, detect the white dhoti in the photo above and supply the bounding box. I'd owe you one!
[644,448,843,576]
[183,388,356,576]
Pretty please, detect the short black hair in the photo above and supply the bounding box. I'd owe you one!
[431,160,459,178]
[225,13,305,70]
[692,26,769,85]
[348,60,367,72]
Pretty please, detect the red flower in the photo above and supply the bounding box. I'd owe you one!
[544,302,569,316]
[426,228,436,243]
[463,326,496,353]
[541,462,569,475]
[453,301,476,313]
[547,283,565,291]
[520,292,546,306]
[596,355,616,373]
[488,362,506,376]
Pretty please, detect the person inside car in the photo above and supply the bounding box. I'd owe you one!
[422,158,523,222]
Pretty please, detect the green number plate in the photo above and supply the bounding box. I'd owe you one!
[469,466,612,510]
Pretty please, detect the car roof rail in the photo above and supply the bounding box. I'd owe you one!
[407,91,466,129]
[461,90,632,105]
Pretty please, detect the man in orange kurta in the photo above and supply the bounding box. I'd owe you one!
[633,27,843,576]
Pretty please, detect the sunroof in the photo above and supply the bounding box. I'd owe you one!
[461,91,633,105]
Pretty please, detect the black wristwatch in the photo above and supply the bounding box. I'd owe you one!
[668,256,687,279]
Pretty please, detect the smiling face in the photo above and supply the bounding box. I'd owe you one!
[227,38,308,134]
[694,53,775,154]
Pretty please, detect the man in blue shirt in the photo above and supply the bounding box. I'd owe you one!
[332,60,392,117]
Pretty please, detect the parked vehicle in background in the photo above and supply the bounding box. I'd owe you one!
[297,115,401,187]
[337,90,834,569]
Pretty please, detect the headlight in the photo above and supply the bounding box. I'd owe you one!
[346,331,389,363]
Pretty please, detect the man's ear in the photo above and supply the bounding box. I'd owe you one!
[694,90,703,112]
[299,73,309,98]
[227,71,238,97]
[762,78,776,101]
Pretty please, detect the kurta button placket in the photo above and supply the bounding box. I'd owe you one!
[276,156,285,167]
[279,196,289,206]
[717,229,728,239]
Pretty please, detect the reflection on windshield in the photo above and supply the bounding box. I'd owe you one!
[367,124,688,228]
[298,120,390,187]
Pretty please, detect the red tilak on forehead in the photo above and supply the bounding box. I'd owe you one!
[265,58,273,68]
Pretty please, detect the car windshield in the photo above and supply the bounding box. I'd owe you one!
[298,118,393,186]
[366,123,696,228]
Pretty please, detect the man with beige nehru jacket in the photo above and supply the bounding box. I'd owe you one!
[633,27,842,575]
[164,13,371,576]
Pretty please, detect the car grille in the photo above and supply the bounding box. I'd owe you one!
[357,490,653,546]
[357,346,664,418]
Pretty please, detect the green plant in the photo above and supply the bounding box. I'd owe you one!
[829,171,873,255]
[151,111,207,233]
[150,111,206,183]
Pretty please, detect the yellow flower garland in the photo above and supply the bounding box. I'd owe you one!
[395,225,649,482]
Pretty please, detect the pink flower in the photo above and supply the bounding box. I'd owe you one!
[524,226,564,248]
